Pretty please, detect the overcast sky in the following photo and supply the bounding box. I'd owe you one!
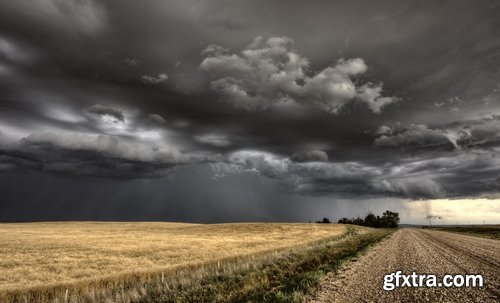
[1,0,500,224]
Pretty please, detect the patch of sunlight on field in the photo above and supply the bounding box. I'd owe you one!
[0,222,345,292]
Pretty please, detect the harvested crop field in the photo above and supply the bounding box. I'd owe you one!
[0,222,346,295]
[435,225,500,240]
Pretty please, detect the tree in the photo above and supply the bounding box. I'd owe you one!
[338,217,350,224]
[382,211,400,228]
[364,213,378,227]
[316,217,331,224]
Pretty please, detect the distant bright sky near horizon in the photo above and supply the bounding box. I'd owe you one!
[0,0,500,224]
[403,199,500,225]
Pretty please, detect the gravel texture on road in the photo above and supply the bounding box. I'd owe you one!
[307,228,500,303]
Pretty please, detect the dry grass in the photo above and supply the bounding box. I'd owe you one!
[0,222,346,298]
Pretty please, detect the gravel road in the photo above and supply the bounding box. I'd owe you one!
[307,229,500,303]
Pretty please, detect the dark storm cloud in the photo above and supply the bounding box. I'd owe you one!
[0,132,220,178]
[290,150,329,163]
[215,148,500,199]
[0,0,500,218]
[374,115,500,150]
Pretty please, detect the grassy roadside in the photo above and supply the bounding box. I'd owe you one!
[141,227,394,303]
[433,225,500,240]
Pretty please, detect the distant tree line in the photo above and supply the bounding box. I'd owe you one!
[337,210,400,228]
[315,217,331,224]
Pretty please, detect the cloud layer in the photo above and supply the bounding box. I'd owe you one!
[0,132,218,178]
[213,148,500,199]
[2,105,500,199]
[1,0,500,220]
[375,115,500,150]
[201,36,397,113]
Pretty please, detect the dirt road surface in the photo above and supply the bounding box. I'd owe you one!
[308,229,500,303]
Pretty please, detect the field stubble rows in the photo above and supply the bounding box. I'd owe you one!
[0,222,355,302]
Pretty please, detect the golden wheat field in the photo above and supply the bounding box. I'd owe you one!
[0,222,346,294]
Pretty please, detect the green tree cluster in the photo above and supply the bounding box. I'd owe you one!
[338,210,400,228]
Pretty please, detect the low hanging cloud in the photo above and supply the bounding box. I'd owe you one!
[375,124,454,149]
[200,36,397,113]
[194,134,231,147]
[2,131,500,199]
[85,104,125,124]
[211,148,500,199]
[0,132,219,178]
[146,114,167,125]
[290,150,328,162]
[375,115,500,150]
[141,73,168,85]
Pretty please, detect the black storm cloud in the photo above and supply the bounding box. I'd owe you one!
[0,0,500,222]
